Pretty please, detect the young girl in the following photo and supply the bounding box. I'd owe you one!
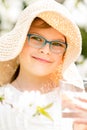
[0,0,85,129]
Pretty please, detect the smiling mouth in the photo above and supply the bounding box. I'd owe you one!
[32,56,52,63]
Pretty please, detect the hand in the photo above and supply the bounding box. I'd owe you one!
[74,95,87,125]
[73,118,87,130]
[62,92,87,130]
[62,92,87,119]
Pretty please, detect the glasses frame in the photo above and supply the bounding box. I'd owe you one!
[27,33,68,54]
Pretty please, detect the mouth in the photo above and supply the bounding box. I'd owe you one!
[32,56,52,63]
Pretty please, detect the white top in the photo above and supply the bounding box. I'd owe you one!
[0,84,62,130]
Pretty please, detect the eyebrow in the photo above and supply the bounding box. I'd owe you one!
[29,32,66,42]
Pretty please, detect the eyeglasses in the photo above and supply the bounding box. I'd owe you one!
[27,33,67,54]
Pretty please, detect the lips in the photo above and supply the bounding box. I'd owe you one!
[32,56,52,63]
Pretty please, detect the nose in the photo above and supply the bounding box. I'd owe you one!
[39,43,51,55]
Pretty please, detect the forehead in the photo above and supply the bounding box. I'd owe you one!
[30,17,51,28]
[29,18,66,42]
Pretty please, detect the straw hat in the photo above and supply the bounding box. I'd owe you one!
[0,0,82,86]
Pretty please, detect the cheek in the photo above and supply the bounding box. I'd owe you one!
[54,54,64,66]
[19,41,31,65]
[47,55,64,74]
[19,47,28,60]
[19,38,33,60]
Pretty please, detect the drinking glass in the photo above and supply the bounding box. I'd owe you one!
[59,80,86,130]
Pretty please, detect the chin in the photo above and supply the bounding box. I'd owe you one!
[32,71,50,77]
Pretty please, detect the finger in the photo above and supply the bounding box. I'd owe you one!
[76,97,87,103]
[75,104,87,112]
[62,112,82,118]
[72,98,87,112]
[74,118,87,124]
[73,121,87,130]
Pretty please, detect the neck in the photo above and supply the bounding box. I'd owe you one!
[12,69,57,93]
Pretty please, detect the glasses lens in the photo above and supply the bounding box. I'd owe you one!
[28,34,67,54]
[51,41,66,53]
[29,34,44,48]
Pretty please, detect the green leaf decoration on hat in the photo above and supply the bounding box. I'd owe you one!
[33,103,54,121]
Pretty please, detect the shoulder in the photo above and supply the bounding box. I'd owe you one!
[0,84,21,108]
[0,83,18,93]
[0,84,10,94]
[0,84,19,101]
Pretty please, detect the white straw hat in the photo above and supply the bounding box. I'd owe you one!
[0,0,82,86]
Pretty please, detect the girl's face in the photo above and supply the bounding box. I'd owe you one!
[19,19,66,77]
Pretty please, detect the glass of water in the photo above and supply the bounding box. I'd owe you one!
[59,80,85,130]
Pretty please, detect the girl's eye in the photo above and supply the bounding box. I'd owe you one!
[32,36,42,42]
[52,42,61,46]
[52,42,65,48]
